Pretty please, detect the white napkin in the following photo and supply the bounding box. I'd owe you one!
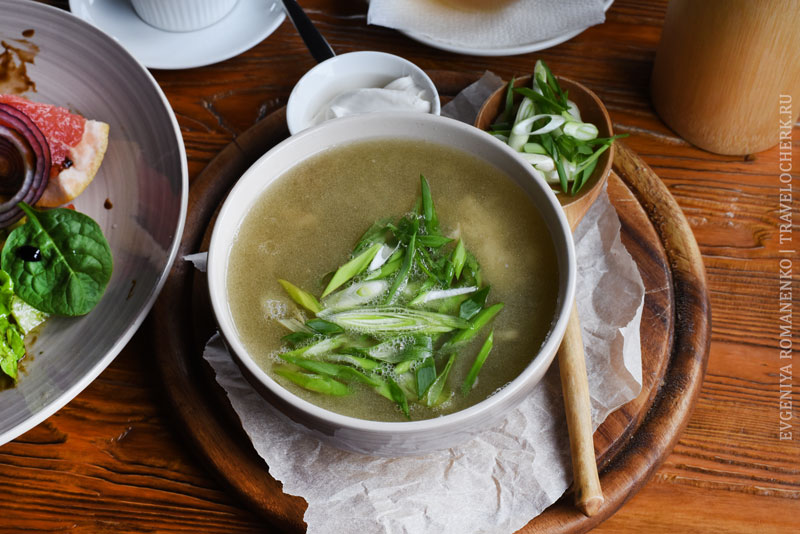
[367,0,607,50]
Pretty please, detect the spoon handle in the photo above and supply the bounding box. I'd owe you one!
[280,0,335,64]
[558,304,604,517]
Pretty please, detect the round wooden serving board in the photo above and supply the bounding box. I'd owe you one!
[151,72,710,533]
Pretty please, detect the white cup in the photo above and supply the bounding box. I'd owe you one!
[131,0,239,32]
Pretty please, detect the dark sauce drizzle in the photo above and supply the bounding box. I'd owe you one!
[16,245,41,262]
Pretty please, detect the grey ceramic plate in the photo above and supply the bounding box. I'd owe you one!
[0,1,188,445]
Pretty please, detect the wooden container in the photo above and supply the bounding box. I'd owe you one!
[651,0,800,155]
[474,75,614,231]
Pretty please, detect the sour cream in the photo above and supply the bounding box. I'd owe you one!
[311,75,432,126]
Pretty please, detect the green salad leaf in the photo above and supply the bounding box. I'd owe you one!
[1,203,112,317]
[0,270,29,380]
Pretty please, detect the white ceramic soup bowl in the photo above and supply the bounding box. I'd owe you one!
[207,112,576,456]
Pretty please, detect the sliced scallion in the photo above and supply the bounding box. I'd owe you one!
[322,242,383,298]
[461,330,494,394]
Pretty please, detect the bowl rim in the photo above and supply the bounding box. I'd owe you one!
[285,50,441,135]
[207,112,575,434]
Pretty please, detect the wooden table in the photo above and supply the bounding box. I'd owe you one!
[3,1,798,532]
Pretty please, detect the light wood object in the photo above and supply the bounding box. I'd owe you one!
[651,0,800,155]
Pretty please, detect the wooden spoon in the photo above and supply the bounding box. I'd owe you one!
[475,76,614,517]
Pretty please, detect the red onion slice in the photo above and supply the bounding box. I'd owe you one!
[0,102,51,227]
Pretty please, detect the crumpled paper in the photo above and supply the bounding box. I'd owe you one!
[367,0,606,50]
[192,74,645,533]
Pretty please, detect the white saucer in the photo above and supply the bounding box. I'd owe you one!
[401,0,614,57]
[69,0,286,70]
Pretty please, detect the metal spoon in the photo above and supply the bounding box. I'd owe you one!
[280,0,335,63]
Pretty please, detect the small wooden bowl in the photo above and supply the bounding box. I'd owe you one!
[474,76,614,229]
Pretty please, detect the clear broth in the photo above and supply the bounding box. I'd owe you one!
[227,139,559,422]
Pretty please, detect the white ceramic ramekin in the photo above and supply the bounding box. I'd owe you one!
[207,112,576,457]
[131,0,238,32]
[286,51,441,135]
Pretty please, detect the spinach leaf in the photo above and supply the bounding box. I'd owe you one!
[1,203,113,317]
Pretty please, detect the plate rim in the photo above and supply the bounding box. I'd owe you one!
[0,0,189,446]
[67,0,286,70]
[399,0,615,57]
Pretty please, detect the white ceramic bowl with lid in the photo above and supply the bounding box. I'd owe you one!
[207,112,575,456]
[286,51,441,135]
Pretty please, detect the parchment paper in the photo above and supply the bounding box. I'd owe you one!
[192,75,645,533]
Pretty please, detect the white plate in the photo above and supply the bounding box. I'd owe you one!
[401,0,614,57]
[0,1,187,445]
[69,0,286,70]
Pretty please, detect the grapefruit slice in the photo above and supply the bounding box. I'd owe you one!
[0,94,109,207]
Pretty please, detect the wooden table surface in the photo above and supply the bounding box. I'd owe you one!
[3,0,798,532]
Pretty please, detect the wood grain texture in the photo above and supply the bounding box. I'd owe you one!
[1,0,798,532]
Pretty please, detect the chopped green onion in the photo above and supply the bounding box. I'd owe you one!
[563,121,598,141]
[277,317,314,333]
[326,306,468,335]
[306,318,344,336]
[270,176,507,416]
[323,353,380,371]
[282,334,347,359]
[274,366,350,396]
[519,153,555,172]
[555,157,569,194]
[281,331,315,346]
[410,286,477,306]
[574,142,611,175]
[364,250,404,280]
[368,243,398,271]
[417,234,453,248]
[566,99,581,121]
[451,239,467,279]
[534,59,548,86]
[508,97,535,151]
[461,330,494,394]
[386,377,410,418]
[442,303,504,351]
[423,353,455,407]
[385,230,416,303]
[321,280,389,312]
[278,279,322,314]
[365,335,430,364]
[322,242,383,298]
[280,354,383,388]
[488,60,621,196]
[415,356,437,398]
[497,75,516,124]
[523,142,547,154]
[420,175,440,235]
[511,114,566,136]
[459,286,490,321]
